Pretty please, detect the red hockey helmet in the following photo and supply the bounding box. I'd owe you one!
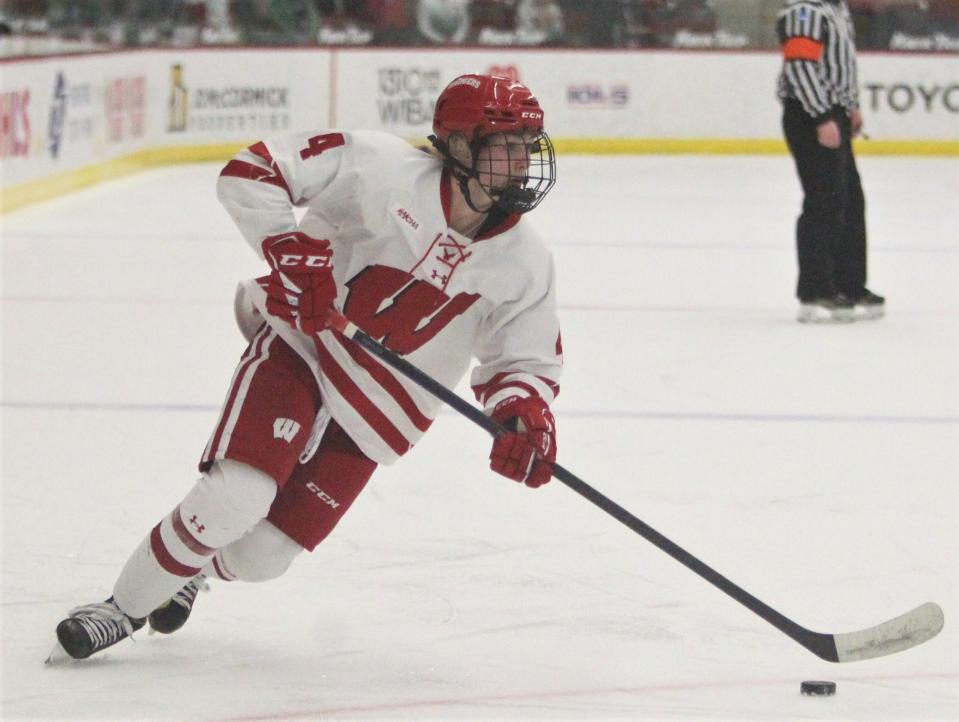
[432,74,546,144]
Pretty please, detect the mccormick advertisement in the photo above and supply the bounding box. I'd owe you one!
[0,50,331,189]
[164,61,291,135]
[155,50,331,141]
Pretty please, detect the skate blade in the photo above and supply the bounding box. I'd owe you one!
[856,307,884,320]
[44,641,70,665]
[798,308,855,324]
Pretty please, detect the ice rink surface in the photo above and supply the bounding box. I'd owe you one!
[2,154,957,721]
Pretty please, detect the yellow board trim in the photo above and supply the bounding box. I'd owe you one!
[1,143,248,215]
[3,138,957,215]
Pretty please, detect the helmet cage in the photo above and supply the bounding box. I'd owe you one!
[468,130,556,215]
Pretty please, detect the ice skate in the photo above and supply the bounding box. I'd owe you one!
[852,289,885,320]
[148,574,208,634]
[53,598,145,660]
[798,294,855,323]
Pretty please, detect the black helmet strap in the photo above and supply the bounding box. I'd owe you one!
[429,133,493,214]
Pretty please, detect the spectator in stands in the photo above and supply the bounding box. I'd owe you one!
[367,0,417,45]
[315,0,374,44]
[168,0,203,45]
[611,0,657,47]
[635,0,717,47]
[266,0,318,43]
[515,0,564,45]
[9,0,51,20]
[560,0,619,47]
[472,0,518,28]
[553,1,585,46]
[47,0,146,45]
[850,0,943,49]
[200,0,240,44]
[676,0,716,32]
[232,0,319,45]
[471,0,516,43]
[885,0,934,47]
[668,0,718,47]
[929,0,959,36]
[118,0,183,46]
[47,0,96,38]
[848,0,883,48]
[417,0,470,43]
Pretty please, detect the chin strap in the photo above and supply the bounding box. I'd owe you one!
[456,173,487,214]
[429,134,492,214]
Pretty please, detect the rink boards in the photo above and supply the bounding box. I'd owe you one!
[1,46,957,212]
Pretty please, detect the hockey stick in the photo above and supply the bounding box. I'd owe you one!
[326,311,944,663]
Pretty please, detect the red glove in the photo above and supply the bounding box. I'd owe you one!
[260,232,336,336]
[489,395,556,488]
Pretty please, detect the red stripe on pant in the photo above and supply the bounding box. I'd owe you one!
[203,326,272,467]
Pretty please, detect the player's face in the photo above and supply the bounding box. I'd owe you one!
[457,127,555,215]
[475,132,533,193]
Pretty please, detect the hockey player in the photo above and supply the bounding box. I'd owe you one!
[52,74,563,660]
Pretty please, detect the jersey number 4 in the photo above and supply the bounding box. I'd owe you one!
[342,265,480,355]
[299,132,345,160]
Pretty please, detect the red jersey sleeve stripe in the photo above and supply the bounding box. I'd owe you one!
[332,333,433,433]
[783,36,823,61]
[220,141,293,202]
[472,371,560,405]
[472,371,513,402]
[314,339,411,457]
[536,375,560,397]
[483,380,541,403]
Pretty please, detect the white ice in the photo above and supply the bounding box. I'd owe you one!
[2,154,957,721]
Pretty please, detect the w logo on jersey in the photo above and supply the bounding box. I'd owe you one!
[273,418,302,443]
[342,265,480,354]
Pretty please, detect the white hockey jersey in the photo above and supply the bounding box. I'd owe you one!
[217,130,562,465]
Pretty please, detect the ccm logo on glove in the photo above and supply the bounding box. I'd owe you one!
[260,231,337,336]
[277,253,332,269]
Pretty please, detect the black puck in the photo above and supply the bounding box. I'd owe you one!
[800,680,836,696]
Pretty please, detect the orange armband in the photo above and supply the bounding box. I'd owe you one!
[782,36,823,61]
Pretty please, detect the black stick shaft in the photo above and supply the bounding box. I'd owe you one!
[334,318,838,662]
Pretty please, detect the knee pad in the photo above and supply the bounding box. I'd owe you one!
[115,462,278,617]
[218,520,303,582]
[178,460,278,549]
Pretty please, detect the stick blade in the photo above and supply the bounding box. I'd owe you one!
[834,602,944,662]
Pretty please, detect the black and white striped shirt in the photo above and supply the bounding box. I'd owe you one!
[777,0,859,121]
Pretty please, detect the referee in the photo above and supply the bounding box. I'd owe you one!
[777,0,885,323]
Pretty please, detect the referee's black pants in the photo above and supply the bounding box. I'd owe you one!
[782,99,867,302]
